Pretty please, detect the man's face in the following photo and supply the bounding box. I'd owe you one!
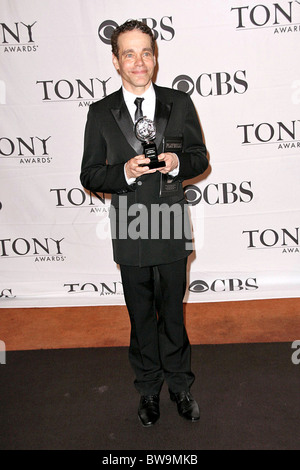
[112,29,156,95]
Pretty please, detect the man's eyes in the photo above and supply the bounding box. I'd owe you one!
[125,52,152,59]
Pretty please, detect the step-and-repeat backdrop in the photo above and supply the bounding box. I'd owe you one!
[1,0,299,308]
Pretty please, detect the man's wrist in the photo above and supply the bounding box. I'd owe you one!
[168,154,180,176]
[124,163,136,185]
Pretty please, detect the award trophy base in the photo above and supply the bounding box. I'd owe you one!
[139,142,166,169]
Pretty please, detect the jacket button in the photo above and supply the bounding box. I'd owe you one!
[137,181,142,186]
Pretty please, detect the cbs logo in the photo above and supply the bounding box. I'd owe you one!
[98,18,175,45]
[172,71,248,97]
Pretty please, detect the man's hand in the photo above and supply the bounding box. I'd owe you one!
[125,153,179,179]
[125,155,157,179]
[157,153,179,174]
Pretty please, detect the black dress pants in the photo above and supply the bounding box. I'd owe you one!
[120,257,195,396]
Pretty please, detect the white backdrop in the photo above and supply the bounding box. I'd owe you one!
[1,0,299,308]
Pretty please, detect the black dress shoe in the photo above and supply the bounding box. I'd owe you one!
[170,391,200,421]
[138,395,160,427]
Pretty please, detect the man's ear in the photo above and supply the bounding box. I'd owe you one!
[112,54,119,71]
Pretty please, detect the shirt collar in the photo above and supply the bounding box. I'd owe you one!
[122,82,155,103]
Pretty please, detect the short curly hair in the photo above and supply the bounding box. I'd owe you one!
[111,20,156,58]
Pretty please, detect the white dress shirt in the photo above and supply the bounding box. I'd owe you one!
[122,83,179,184]
[122,83,156,123]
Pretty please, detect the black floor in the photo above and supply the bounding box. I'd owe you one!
[0,343,299,450]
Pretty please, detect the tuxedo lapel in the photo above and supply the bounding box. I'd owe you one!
[154,98,172,151]
[111,90,143,155]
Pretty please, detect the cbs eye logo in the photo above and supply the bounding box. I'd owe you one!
[172,75,195,95]
[98,20,118,45]
[184,185,201,206]
[189,280,209,293]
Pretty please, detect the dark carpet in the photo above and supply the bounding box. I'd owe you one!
[0,343,299,450]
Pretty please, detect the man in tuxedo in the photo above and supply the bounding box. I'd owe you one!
[80,20,208,427]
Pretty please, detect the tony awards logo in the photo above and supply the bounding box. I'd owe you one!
[135,117,165,169]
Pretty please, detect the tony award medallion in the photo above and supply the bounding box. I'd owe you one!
[135,117,166,169]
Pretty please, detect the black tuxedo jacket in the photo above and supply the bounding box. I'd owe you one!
[80,84,208,267]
